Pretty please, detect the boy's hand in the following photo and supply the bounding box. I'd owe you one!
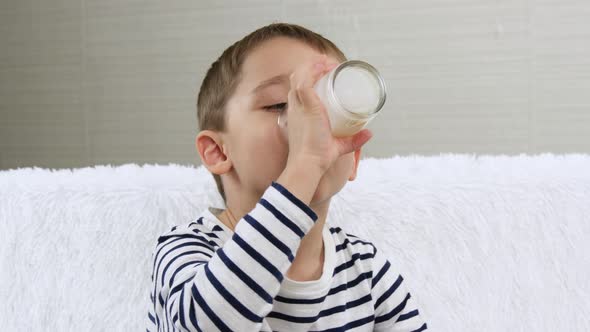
[284,54,373,176]
[276,54,373,206]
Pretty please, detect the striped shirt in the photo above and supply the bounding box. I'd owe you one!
[146,181,428,331]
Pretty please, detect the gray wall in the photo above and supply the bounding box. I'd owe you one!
[1,0,589,170]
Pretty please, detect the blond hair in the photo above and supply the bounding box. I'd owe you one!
[196,22,347,203]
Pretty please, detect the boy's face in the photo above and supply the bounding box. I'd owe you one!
[206,36,361,207]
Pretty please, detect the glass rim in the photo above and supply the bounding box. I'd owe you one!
[328,60,387,118]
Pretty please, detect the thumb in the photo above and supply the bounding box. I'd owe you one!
[336,129,373,155]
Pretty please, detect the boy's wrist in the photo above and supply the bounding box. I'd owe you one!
[276,159,323,206]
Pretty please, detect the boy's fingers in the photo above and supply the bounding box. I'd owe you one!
[325,61,339,72]
[290,54,329,90]
[287,88,301,109]
[289,55,343,115]
[290,65,322,92]
[296,87,323,113]
[336,129,373,155]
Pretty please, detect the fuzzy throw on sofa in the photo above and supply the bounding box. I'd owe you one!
[1,154,589,331]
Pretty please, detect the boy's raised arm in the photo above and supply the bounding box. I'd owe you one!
[151,166,321,331]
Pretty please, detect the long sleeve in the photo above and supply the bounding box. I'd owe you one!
[150,181,318,332]
[371,245,428,332]
[265,225,336,331]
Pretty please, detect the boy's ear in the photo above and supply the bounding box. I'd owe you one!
[348,148,362,181]
[196,130,232,175]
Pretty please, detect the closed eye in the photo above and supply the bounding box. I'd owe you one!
[262,102,287,112]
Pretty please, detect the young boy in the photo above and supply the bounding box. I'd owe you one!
[147,22,428,331]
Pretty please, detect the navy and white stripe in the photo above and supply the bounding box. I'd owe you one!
[146,181,427,331]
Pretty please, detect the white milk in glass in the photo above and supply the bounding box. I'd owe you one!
[278,60,386,138]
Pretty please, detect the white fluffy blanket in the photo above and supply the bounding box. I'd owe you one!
[1,154,589,331]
